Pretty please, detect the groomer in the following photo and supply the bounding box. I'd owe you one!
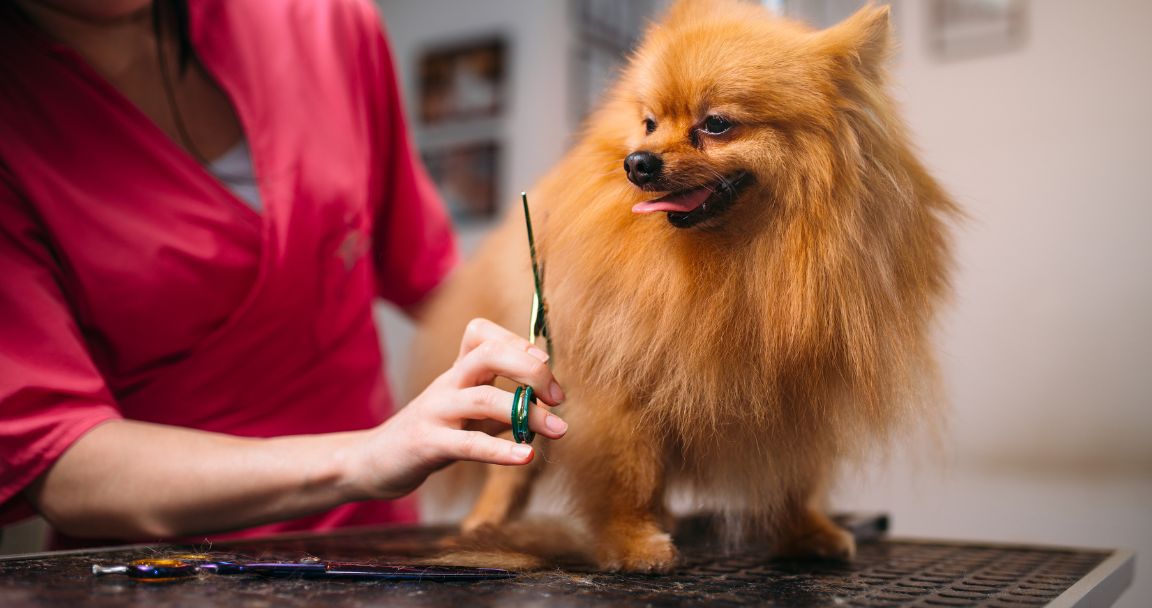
[0,0,566,548]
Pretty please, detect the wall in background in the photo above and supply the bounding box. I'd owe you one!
[378,0,574,237]
[888,0,1152,473]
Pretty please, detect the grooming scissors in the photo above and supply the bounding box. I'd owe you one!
[511,192,550,444]
[91,554,515,583]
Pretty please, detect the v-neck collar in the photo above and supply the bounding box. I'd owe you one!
[9,3,285,347]
[8,4,269,227]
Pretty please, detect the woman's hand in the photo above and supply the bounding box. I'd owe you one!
[344,318,567,501]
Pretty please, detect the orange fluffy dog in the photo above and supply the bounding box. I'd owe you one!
[409,0,957,572]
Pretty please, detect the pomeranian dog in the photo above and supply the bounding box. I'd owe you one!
[409,0,957,572]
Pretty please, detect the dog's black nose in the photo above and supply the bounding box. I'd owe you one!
[624,151,663,187]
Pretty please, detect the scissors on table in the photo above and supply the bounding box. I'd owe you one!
[92,554,515,583]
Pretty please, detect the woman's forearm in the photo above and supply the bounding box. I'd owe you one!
[25,419,369,540]
[23,319,569,541]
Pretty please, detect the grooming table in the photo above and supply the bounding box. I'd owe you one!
[0,514,1133,607]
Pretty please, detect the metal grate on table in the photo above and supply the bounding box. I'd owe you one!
[669,540,1110,607]
[0,515,1126,607]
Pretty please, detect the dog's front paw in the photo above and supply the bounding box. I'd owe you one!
[460,511,498,534]
[596,528,679,572]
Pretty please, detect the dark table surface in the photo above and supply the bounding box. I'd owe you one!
[0,514,1134,607]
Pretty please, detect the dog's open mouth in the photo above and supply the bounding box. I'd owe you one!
[631,172,752,229]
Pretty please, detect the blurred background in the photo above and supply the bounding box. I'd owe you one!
[4,0,1148,605]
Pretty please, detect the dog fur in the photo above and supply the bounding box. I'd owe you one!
[408,0,958,572]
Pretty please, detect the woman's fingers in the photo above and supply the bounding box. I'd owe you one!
[458,317,549,364]
[401,318,567,473]
[362,317,572,498]
[451,337,564,405]
[456,386,567,439]
[432,429,534,466]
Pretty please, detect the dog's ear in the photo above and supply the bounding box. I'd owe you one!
[817,4,893,82]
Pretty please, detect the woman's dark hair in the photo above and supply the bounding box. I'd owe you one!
[153,0,192,73]
[152,0,205,161]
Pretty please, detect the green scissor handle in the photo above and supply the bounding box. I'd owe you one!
[511,385,535,445]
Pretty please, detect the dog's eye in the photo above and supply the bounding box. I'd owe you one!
[644,118,657,135]
[701,115,733,135]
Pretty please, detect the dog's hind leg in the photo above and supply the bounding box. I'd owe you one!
[773,469,855,560]
[774,505,856,560]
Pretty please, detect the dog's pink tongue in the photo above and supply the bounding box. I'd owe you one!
[632,187,712,214]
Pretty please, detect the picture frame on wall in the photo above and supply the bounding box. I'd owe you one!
[928,0,1028,60]
[421,141,501,224]
[416,36,507,225]
[418,38,506,125]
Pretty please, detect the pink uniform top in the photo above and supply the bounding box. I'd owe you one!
[0,0,457,546]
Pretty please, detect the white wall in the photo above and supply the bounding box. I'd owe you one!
[889,0,1152,472]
